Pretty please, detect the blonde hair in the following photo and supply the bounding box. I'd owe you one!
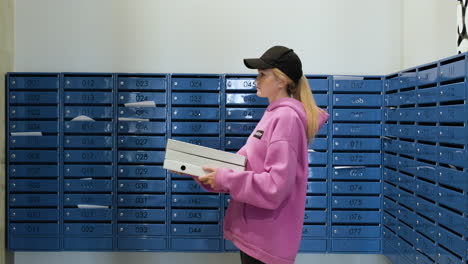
[272,68,322,142]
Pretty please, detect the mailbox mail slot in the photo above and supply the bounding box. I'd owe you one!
[10,194,58,207]
[10,223,58,235]
[118,77,167,90]
[9,76,58,89]
[172,93,219,105]
[225,108,265,121]
[172,122,219,135]
[172,107,219,120]
[64,180,112,192]
[9,165,58,178]
[64,223,112,236]
[64,76,113,89]
[118,209,166,222]
[65,106,113,119]
[65,121,113,133]
[64,194,112,206]
[118,151,164,164]
[226,94,269,106]
[118,194,165,207]
[9,208,58,221]
[10,136,57,149]
[10,92,58,104]
[173,137,221,149]
[64,92,112,104]
[225,122,256,135]
[10,180,58,192]
[118,165,166,178]
[65,136,112,148]
[119,92,166,105]
[65,165,113,178]
[171,209,220,222]
[118,107,165,119]
[171,77,220,91]
[64,150,112,163]
[171,224,220,236]
[118,224,166,236]
[10,121,58,133]
[225,78,256,91]
[10,106,58,119]
[10,150,58,163]
[118,121,166,134]
[171,195,220,208]
[118,180,165,193]
[64,208,112,221]
[118,136,166,149]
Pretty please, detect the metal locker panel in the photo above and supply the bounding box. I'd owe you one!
[172,93,219,105]
[224,239,239,251]
[332,182,381,195]
[172,122,219,135]
[64,136,113,148]
[332,197,380,209]
[333,78,382,92]
[333,109,381,122]
[385,94,399,107]
[10,91,58,104]
[439,105,467,123]
[118,121,166,134]
[65,165,113,178]
[439,59,466,81]
[397,172,416,192]
[9,208,58,221]
[118,151,164,164]
[64,223,113,236]
[303,210,327,223]
[384,153,398,168]
[64,208,112,221]
[118,136,166,149]
[172,107,219,120]
[226,93,269,106]
[332,211,380,224]
[305,196,327,209]
[438,166,466,192]
[171,209,220,222]
[396,108,416,122]
[9,223,58,235]
[10,180,58,192]
[64,194,112,207]
[64,91,112,104]
[308,152,327,165]
[333,167,381,180]
[118,77,167,90]
[118,194,165,207]
[332,124,381,136]
[64,179,112,192]
[308,78,329,92]
[333,94,382,107]
[10,106,58,119]
[309,137,327,151]
[413,143,437,162]
[118,180,166,193]
[10,121,58,133]
[438,186,464,213]
[173,137,221,149]
[225,137,247,150]
[399,72,418,89]
[172,180,207,193]
[171,77,220,91]
[171,194,221,208]
[438,126,467,145]
[171,224,220,236]
[299,239,327,252]
[226,78,256,91]
[308,167,327,180]
[306,182,327,194]
[9,150,58,163]
[225,108,265,121]
[436,247,464,264]
[383,137,398,153]
[438,146,466,168]
[118,165,166,179]
[9,237,59,250]
[118,209,166,222]
[331,226,381,238]
[415,106,438,122]
[397,222,415,244]
[398,141,416,156]
[63,237,113,250]
[118,224,166,236]
[415,198,437,220]
[65,121,113,133]
[118,92,167,105]
[64,76,113,89]
[417,67,438,86]
[437,226,465,257]
[416,87,439,104]
[386,78,400,92]
[395,124,416,139]
[302,225,327,237]
[383,169,399,185]
[414,233,436,261]
[333,153,380,166]
[225,122,257,136]
[9,76,59,89]
[314,94,328,106]
[414,215,437,241]
[9,165,58,178]
[170,238,221,251]
[10,135,58,149]
[118,107,166,119]
[64,150,112,163]
[396,90,416,105]
[316,123,328,136]
[396,205,416,227]
[333,138,380,151]
[439,82,466,102]
[331,239,381,252]
[64,106,113,119]
[117,237,167,250]
[437,207,466,237]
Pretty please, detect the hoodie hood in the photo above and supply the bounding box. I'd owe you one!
[267,97,307,129]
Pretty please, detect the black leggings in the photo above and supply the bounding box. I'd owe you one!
[240,251,265,264]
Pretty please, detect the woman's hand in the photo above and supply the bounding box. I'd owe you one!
[199,167,217,189]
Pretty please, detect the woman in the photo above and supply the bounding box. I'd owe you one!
[197,46,329,264]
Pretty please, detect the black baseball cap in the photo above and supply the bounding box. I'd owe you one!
[243,45,303,83]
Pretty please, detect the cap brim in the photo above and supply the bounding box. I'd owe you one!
[243,58,273,69]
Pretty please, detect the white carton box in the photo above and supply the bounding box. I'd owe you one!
[163,139,246,177]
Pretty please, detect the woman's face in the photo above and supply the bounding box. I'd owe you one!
[255,69,286,102]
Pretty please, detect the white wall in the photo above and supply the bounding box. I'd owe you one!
[401,0,457,70]
[14,0,402,75]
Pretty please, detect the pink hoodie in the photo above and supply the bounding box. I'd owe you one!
[197,97,329,264]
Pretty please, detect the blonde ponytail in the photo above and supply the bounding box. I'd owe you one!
[272,69,322,142]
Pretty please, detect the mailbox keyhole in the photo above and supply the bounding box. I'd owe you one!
[180,165,186,171]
